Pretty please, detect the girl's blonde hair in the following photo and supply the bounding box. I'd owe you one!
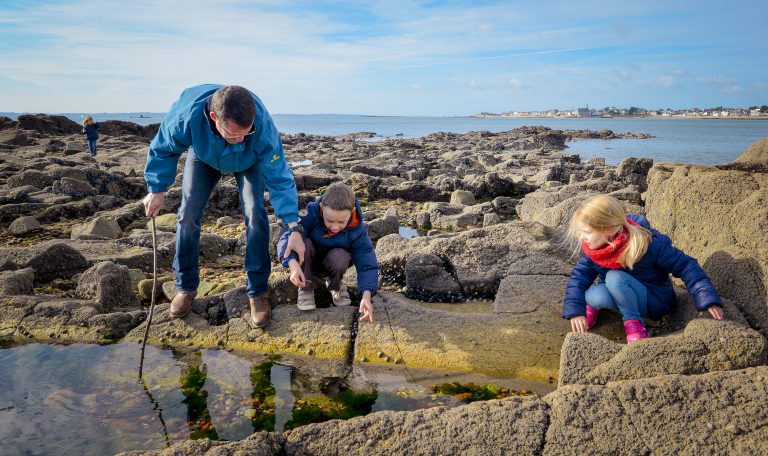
[82,116,93,126]
[567,194,652,269]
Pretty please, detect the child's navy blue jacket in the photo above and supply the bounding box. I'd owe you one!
[277,197,379,296]
[83,123,100,140]
[563,214,721,320]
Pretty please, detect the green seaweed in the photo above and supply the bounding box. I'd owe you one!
[284,389,378,430]
[180,364,219,440]
[432,382,535,403]
[247,360,277,432]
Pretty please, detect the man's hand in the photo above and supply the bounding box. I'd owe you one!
[288,259,306,288]
[570,316,588,333]
[143,193,165,217]
[358,291,374,323]
[283,229,305,264]
[698,305,724,320]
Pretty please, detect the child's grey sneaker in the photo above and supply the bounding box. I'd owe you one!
[297,288,316,311]
[330,284,352,306]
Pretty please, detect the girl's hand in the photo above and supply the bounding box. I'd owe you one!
[358,291,374,323]
[288,260,306,288]
[570,316,589,333]
[699,305,724,320]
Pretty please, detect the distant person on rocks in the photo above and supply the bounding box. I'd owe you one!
[142,84,304,328]
[81,116,100,156]
[276,182,377,323]
[563,194,723,343]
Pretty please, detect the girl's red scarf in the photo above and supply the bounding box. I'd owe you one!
[581,218,638,269]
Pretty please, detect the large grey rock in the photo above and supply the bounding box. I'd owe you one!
[735,135,768,164]
[450,189,476,205]
[376,221,568,299]
[0,242,89,282]
[9,216,41,236]
[0,268,35,295]
[404,253,462,300]
[544,366,768,455]
[199,232,231,260]
[76,261,139,311]
[644,162,768,336]
[285,396,549,456]
[71,215,123,240]
[616,157,653,191]
[493,274,571,314]
[5,169,54,189]
[559,319,767,386]
[365,215,399,242]
[52,176,96,197]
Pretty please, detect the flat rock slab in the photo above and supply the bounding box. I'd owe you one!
[559,318,767,386]
[544,366,768,455]
[354,291,570,381]
[124,303,355,360]
[284,396,549,456]
[0,295,145,342]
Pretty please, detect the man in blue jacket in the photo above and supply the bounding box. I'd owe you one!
[276,182,377,322]
[143,84,304,328]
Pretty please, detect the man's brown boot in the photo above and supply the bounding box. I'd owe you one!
[170,291,195,318]
[249,294,271,328]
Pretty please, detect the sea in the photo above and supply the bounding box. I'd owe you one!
[2,112,767,165]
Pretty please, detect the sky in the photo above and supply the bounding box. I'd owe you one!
[0,0,766,116]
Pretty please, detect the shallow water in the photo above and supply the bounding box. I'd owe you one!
[0,342,531,455]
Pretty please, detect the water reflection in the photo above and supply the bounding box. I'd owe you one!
[0,342,539,454]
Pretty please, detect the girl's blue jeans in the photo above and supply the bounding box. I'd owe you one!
[174,148,270,298]
[87,139,97,155]
[585,270,649,321]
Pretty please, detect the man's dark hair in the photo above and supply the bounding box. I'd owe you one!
[210,85,256,128]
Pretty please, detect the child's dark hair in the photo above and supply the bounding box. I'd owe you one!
[321,182,356,211]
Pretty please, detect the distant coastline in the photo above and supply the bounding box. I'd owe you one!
[472,114,768,120]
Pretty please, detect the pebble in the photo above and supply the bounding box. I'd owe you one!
[384,356,392,362]
[306,349,314,356]
[725,424,740,435]
[339,325,345,330]
[285,337,293,345]
[377,351,385,358]
[217,340,225,346]
[395,357,404,364]
[717,353,729,362]
[705,423,714,431]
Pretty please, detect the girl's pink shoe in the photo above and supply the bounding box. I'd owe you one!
[623,320,649,343]
[585,304,600,329]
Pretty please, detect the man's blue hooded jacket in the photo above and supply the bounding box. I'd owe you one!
[144,84,298,223]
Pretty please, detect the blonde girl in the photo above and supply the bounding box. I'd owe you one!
[563,194,723,342]
[81,115,100,156]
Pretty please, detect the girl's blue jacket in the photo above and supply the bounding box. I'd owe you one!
[277,198,379,296]
[83,123,99,140]
[563,214,721,320]
[143,84,298,223]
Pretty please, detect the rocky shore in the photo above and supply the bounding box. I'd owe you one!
[1,114,766,454]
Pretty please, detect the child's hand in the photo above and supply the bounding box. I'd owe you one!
[699,305,724,320]
[570,316,589,333]
[358,292,374,323]
[288,260,306,288]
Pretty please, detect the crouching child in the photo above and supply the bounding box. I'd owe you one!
[276,182,378,322]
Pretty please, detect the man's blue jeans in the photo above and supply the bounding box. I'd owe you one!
[174,148,270,298]
[585,270,649,321]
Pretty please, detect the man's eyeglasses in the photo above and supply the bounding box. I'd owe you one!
[217,120,255,140]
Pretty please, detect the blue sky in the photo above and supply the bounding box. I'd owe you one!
[0,0,766,115]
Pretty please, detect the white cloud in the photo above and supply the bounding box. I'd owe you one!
[697,75,735,84]
[722,85,744,93]
[657,75,675,87]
